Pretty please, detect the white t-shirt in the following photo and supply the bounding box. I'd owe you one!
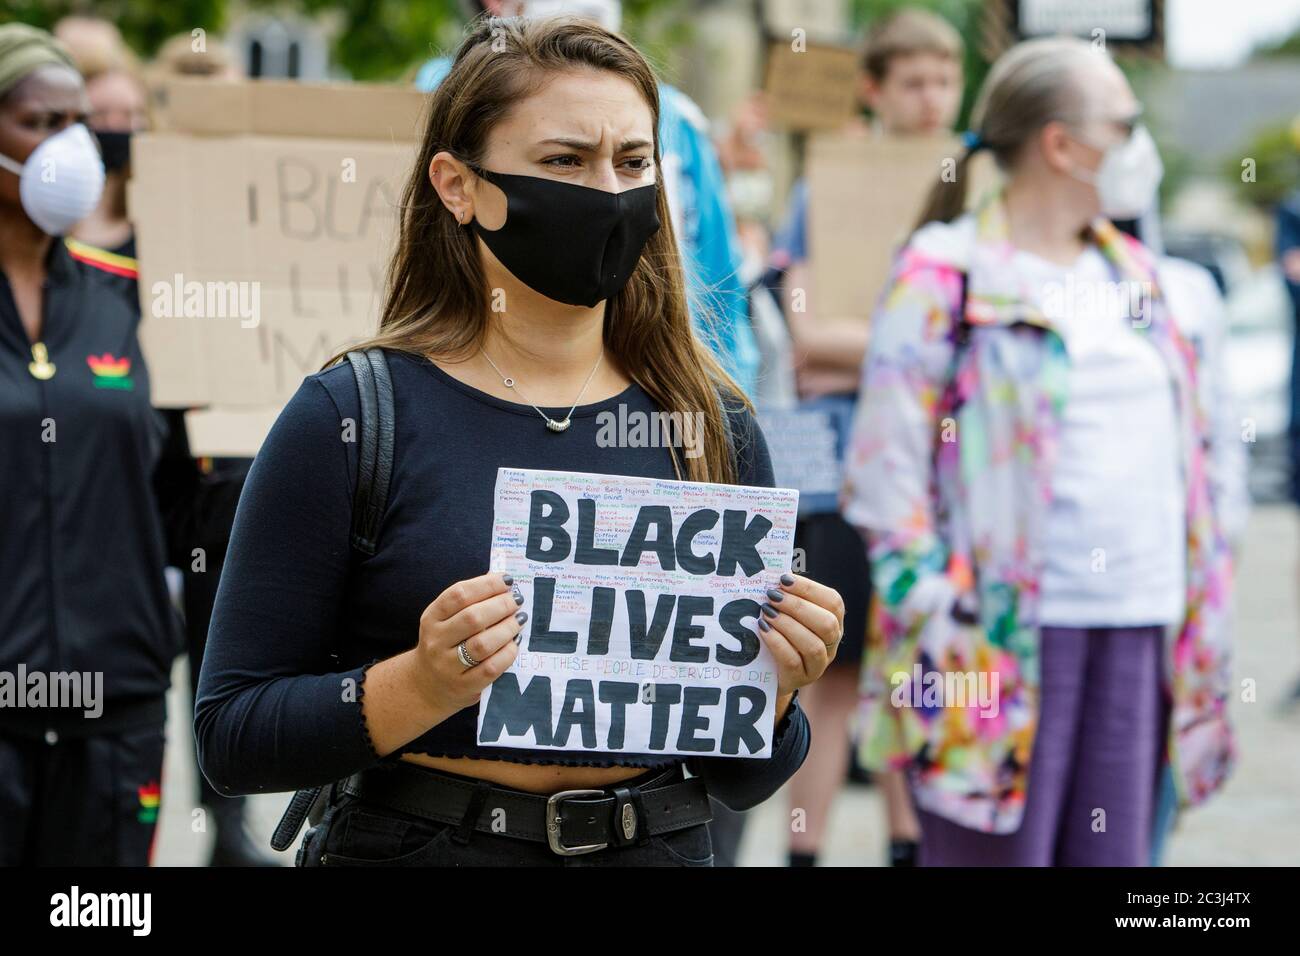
[1015,246,1186,627]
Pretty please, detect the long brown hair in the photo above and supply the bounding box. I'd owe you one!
[915,36,1107,228]
[336,15,748,483]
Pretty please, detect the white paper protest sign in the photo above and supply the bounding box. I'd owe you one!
[479,467,800,759]
[756,395,854,516]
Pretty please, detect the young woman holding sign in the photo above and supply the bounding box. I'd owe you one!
[196,15,845,867]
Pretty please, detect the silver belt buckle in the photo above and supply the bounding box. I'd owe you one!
[545,789,609,856]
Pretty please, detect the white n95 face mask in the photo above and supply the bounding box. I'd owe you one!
[1070,123,1163,221]
[0,124,106,237]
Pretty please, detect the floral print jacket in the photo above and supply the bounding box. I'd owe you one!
[842,192,1247,834]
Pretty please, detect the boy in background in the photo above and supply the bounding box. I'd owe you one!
[769,8,964,868]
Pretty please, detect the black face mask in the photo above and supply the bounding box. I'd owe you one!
[468,167,660,308]
[92,129,132,174]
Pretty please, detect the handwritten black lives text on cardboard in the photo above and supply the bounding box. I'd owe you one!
[128,79,425,454]
[807,131,999,322]
[480,468,800,759]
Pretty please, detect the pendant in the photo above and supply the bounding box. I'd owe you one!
[28,342,55,380]
[546,418,571,433]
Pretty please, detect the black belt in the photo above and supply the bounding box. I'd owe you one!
[332,761,713,856]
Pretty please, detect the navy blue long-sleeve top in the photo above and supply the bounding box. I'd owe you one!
[195,349,809,811]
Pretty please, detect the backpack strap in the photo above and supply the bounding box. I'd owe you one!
[935,272,981,626]
[938,271,972,419]
[270,347,395,853]
[345,348,395,556]
[954,271,971,347]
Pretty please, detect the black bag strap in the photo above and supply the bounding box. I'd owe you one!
[939,271,971,419]
[345,348,395,556]
[936,271,981,626]
[271,348,395,853]
[270,786,324,852]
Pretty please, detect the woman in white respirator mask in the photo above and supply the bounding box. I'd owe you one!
[843,37,1247,866]
[1068,115,1164,221]
[0,24,181,866]
[0,32,104,235]
[0,114,104,236]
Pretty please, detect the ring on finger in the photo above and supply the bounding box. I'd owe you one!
[456,641,480,669]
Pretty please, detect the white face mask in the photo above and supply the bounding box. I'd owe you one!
[0,124,105,236]
[524,0,621,32]
[727,169,774,222]
[1069,123,1163,221]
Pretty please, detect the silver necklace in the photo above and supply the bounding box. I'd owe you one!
[480,348,604,433]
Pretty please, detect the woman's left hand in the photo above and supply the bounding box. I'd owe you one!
[759,573,845,696]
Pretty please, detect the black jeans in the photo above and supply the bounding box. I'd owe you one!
[297,764,715,867]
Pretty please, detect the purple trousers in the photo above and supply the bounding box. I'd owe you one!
[917,625,1168,866]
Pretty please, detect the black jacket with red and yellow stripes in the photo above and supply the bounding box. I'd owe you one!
[0,238,179,738]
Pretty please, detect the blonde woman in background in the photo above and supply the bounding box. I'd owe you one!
[844,37,1246,865]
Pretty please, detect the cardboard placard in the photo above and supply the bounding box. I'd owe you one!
[806,131,999,321]
[182,407,281,458]
[146,77,428,138]
[764,41,859,132]
[479,468,800,759]
[762,0,849,44]
[128,79,425,453]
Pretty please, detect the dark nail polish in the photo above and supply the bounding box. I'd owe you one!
[514,632,523,644]
[515,611,528,624]
[758,617,772,632]
[514,592,525,606]
[761,603,778,619]
[502,574,513,586]
[767,588,784,603]
[780,572,795,586]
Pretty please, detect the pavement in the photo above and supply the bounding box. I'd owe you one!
[152,505,1300,866]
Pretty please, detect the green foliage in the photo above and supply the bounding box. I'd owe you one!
[2,0,694,83]
[247,0,460,81]
[1251,26,1300,60]
[289,0,694,83]
[1222,123,1300,209]
[1154,138,1192,208]
[620,0,693,80]
[0,0,226,57]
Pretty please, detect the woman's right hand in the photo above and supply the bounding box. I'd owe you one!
[414,572,526,714]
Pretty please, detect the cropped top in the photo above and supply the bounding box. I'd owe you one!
[195,349,810,809]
